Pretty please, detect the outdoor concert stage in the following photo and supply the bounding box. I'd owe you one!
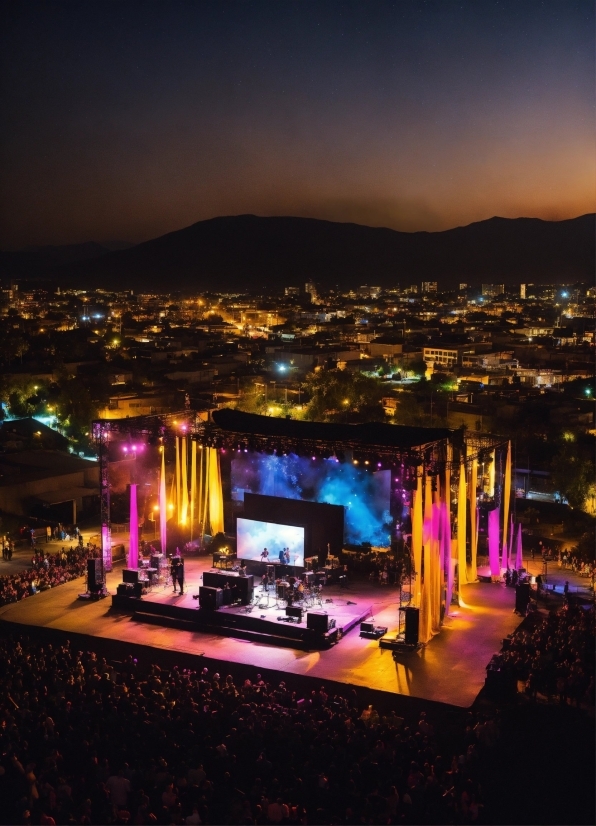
[0,560,523,708]
[111,558,371,650]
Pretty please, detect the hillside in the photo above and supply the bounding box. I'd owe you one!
[2,214,593,290]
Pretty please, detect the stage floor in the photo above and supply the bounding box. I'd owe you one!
[0,556,523,707]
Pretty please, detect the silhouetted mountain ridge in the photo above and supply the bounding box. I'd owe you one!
[2,214,593,290]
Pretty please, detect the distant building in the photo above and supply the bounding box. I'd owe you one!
[459,283,468,291]
[422,282,438,293]
[305,281,318,302]
[482,283,505,297]
[357,285,381,298]
[409,285,418,294]
[520,284,526,299]
[285,286,300,297]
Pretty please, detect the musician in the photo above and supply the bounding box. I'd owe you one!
[261,572,269,591]
[239,560,247,577]
[278,548,286,565]
[171,557,184,594]
[260,548,269,561]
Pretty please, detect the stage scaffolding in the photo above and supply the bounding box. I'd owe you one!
[92,411,198,572]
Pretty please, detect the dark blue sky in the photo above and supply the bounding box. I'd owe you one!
[1,0,593,247]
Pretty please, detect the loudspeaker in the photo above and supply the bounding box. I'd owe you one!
[307,611,329,633]
[286,605,303,621]
[404,607,420,645]
[117,583,133,596]
[132,582,143,598]
[122,568,139,584]
[199,585,223,610]
[360,621,374,633]
[515,583,531,614]
[87,558,103,591]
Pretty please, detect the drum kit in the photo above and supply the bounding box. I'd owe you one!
[259,577,323,609]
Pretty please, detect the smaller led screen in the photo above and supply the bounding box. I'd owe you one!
[237,517,305,567]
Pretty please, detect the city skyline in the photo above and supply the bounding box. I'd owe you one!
[1,0,594,249]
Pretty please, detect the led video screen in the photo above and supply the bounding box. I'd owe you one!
[232,453,391,546]
[236,517,305,566]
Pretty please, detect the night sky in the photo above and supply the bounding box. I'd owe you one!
[1,0,593,249]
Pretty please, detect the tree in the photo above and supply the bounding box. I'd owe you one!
[302,370,386,423]
[550,433,596,512]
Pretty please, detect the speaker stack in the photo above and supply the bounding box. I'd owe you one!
[515,583,531,614]
[286,605,303,622]
[404,607,420,645]
[87,559,104,593]
[198,586,223,610]
[306,611,329,633]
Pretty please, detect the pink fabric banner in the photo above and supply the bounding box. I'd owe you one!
[443,502,454,615]
[488,507,501,577]
[129,483,138,569]
[515,522,523,570]
[160,449,167,555]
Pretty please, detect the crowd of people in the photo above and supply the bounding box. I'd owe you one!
[490,603,595,707]
[0,630,502,826]
[0,546,98,607]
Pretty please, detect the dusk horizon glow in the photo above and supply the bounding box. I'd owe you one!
[1,0,594,249]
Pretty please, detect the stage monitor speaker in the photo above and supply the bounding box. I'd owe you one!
[117,583,133,596]
[150,554,163,569]
[286,605,303,621]
[404,607,420,645]
[307,611,329,633]
[515,583,531,614]
[360,621,374,633]
[87,558,103,591]
[199,585,223,610]
[122,568,139,585]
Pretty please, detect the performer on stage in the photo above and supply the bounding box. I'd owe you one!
[172,557,184,594]
[260,548,269,561]
[284,547,291,565]
[239,560,247,577]
[278,548,286,565]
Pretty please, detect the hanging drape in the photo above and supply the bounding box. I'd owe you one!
[202,447,210,536]
[208,447,224,535]
[457,456,467,601]
[430,492,442,635]
[412,472,423,608]
[420,475,433,643]
[515,522,523,570]
[175,436,181,524]
[469,457,478,582]
[501,441,512,570]
[160,448,167,555]
[444,452,453,616]
[129,483,138,569]
[488,507,501,577]
[488,450,495,497]
[181,436,189,526]
[198,445,205,540]
[190,440,197,540]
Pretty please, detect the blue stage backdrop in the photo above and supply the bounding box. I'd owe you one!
[231,453,391,546]
[237,517,305,566]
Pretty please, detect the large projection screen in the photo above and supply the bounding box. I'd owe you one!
[237,517,305,566]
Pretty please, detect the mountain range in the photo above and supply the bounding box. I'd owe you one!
[1,213,593,292]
